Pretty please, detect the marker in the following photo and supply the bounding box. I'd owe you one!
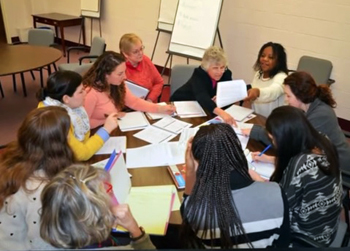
[251,144,272,163]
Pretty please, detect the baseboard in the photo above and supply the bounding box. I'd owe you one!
[338,118,350,138]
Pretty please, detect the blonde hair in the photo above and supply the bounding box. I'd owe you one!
[119,33,142,55]
[40,164,115,249]
[201,46,228,70]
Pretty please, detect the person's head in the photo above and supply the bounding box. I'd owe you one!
[40,164,114,249]
[182,124,251,248]
[83,51,127,109]
[266,106,339,182]
[0,106,74,208]
[253,42,288,78]
[119,33,144,65]
[201,46,228,81]
[37,71,85,109]
[284,71,336,109]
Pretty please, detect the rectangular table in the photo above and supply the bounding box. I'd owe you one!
[32,12,85,57]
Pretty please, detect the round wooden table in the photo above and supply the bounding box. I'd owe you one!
[0,44,62,96]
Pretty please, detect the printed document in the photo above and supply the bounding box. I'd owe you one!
[216,80,248,108]
[95,136,127,154]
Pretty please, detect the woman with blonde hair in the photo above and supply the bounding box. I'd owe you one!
[83,51,175,128]
[119,33,164,102]
[170,46,236,125]
[40,164,155,249]
[0,106,74,250]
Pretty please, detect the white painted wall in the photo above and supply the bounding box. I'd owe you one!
[2,0,350,119]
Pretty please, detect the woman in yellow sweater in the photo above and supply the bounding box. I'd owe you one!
[37,71,119,161]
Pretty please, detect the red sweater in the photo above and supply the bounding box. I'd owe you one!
[125,55,164,102]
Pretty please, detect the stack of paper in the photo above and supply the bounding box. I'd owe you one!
[118,112,150,132]
[174,101,206,118]
[224,104,254,122]
[95,136,127,155]
[216,80,248,108]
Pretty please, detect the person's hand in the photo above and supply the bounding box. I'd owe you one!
[211,96,217,103]
[112,204,142,238]
[219,111,237,127]
[249,169,266,182]
[158,104,176,115]
[251,152,275,163]
[103,112,119,133]
[244,88,260,101]
[185,137,197,174]
[241,128,251,137]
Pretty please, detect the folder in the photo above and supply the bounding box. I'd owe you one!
[167,165,186,189]
[125,80,149,99]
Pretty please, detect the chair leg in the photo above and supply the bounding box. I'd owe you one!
[20,72,27,97]
[12,74,17,92]
[52,63,58,72]
[30,70,35,80]
[39,68,44,88]
[47,64,52,76]
[0,81,4,98]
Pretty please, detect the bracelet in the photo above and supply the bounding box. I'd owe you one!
[130,226,145,242]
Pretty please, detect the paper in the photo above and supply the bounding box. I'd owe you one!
[224,104,254,122]
[178,127,199,150]
[125,80,149,99]
[133,125,177,144]
[146,103,170,120]
[95,136,127,154]
[245,150,275,179]
[152,117,192,134]
[174,101,206,118]
[126,185,176,235]
[216,80,248,108]
[118,112,150,132]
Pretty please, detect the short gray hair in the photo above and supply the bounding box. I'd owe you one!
[201,46,228,70]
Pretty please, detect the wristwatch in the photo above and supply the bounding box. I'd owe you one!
[130,226,145,241]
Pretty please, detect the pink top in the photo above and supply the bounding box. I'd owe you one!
[125,55,164,102]
[84,85,159,129]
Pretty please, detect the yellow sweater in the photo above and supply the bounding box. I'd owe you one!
[38,102,104,161]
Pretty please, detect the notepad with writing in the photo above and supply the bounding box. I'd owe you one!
[118,111,150,132]
[125,80,149,99]
[244,149,275,179]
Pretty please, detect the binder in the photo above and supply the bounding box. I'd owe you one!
[125,80,150,99]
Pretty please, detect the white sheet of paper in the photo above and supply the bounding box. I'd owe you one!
[152,117,192,134]
[224,104,254,122]
[146,103,170,120]
[216,80,248,108]
[133,125,177,144]
[174,101,206,118]
[125,80,149,99]
[119,112,150,132]
[178,127,199,151]
[245,150,275,179]
[95,136,127,154]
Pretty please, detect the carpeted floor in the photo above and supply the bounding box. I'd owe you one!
[0,45,170,146]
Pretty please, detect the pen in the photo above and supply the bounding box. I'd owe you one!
[251,144,271,163]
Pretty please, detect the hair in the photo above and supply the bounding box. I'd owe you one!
[181,124,252,249]
[36,70,82,102]
[40,164,115,249]
[201,46,228,70]
[266,106,339,182]
[82,51,126,109]
[253,42,288,78]
[284,71,336,108]
[0,106,74,209]
[119,33,142,55]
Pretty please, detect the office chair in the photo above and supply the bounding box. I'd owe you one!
[58,36,106,72]
[72,63,94,76]
[290,56,335,86]
[168,64,196,97]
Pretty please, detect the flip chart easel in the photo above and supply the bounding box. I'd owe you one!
[79,0,102,45]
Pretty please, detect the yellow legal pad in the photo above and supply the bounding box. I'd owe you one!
[120,185,178,235]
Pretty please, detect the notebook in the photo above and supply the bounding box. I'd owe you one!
[125,80,149,99]
[118,111,150,132]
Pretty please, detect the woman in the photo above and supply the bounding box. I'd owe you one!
[40,164,155,249]
[245,42,288,117]
[119,33,164,102]
[0,107,74,250]
[37,71,119,161]
[170,46,236,125]
[248,71,350,175]
[249,106,342,247]
[83,51,175,129]
[181,123,290,248]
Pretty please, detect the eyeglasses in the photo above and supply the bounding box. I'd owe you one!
[131,45,145,55]
[103,181,113,193]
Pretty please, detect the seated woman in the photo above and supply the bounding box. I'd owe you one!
[170,46,236,125]
[247,71,350,175]
[119,33,164,102]
[0,107,74,250]
[181,123,290,248]
[40,164,155,249]
[249,106,342,247]
[244,42,288,117]
[82,51,175,129]
[37,71,119,161]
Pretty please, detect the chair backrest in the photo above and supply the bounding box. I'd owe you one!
[169,64,197,96]
[28,29,54,47]
[296,56,333,86]
[72,63,94,76]
[89,36,106,61]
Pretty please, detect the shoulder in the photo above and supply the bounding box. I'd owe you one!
[271,72,288,82]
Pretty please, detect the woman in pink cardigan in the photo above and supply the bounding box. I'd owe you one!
[83,51,175,129]
[119,33,163,103]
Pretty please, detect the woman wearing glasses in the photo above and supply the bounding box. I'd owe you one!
[170,46,236,125]
[119,33,164,103]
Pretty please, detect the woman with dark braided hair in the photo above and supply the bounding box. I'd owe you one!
[180,123,290,248]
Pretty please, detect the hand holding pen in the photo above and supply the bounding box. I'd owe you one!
[251,144,273,163]
[103,113,120,133]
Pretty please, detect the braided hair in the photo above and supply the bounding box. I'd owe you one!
[181,123,252,248]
